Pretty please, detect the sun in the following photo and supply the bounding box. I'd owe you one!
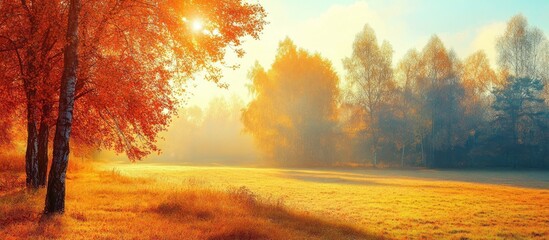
[192,20,203,32]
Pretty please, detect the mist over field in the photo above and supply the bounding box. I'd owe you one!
[96,96,259,165]
[154,97,260,165]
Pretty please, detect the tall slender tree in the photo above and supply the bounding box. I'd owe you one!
[497,14,548,80]
[45,0,80,213]
[343,24,394,167]
[419,36,454,166]
[395,49,424,166]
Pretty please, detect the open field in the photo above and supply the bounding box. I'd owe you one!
[1,161,548,239]
[0,166,375,240]
[103,163,549,239]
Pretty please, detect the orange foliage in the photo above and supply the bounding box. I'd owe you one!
[242,38,339,166]
[419,35,453,88]
[0,0,64,142]
[0,0,267,160]
[461,51,497,116]
[397,49,423,93]
[462,51,497,95]
[342,24,394,165]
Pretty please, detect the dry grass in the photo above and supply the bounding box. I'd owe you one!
[104,164,549,239]
[1,156,548,239]
[0,160,378,239]
[0,153,90,196]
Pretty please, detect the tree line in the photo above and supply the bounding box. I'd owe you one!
[243,15,549,168]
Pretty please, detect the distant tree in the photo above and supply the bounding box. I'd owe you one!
[492,77,545,166]
[395,49,429,166]
[343,24,394,167]
[492,14,549,167]
[462,51,497,100]
[376,86,405,166]
[496,14,548,80]
[461,51,498,163]
[242,38,340,166]
[461,51,498,101]
[419,36,455,166]
[338,102,369,163]
[430,76,467,166]
[419,36,453,87]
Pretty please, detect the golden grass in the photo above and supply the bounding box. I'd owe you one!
[0,161,378,239]
[0,153,90,196]
[1,156,548,239]
[103,164,549,239]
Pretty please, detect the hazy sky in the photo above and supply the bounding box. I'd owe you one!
[185,0,549,108]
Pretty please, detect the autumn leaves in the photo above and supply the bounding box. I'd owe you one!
[242,39,340,166]
[0,0,266,213]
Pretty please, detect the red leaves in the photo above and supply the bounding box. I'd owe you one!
[0,0,266,160]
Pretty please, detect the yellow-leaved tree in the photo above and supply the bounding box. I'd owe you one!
[242,38,339,166]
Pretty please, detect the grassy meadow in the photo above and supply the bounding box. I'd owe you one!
[104,163,549,239]
[1,158,548,239]
[0,158,377,240]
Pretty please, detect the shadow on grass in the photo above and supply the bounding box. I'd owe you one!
[281,171,388,186]
[256,204,384,240]
[35,213,64,239]
[2,169,384,239]
[0,188,64,239]
[280,169,549,189]
[279,170,438,189]
[153,187,384,240]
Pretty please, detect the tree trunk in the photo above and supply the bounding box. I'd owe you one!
[22,1,40,189]
[373,151,377,167]
[369,112,378,168]
[421,138,425,167]
[25,95,39,188]
[37,103,52,187]
[401,144,405,167]
[45,0,80,214]
[431,100,436,168]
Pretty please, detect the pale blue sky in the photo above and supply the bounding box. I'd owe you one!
[407,0,548,32]
[186,0,548,107]
[279,0,548,30]
[275,0,549,42]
